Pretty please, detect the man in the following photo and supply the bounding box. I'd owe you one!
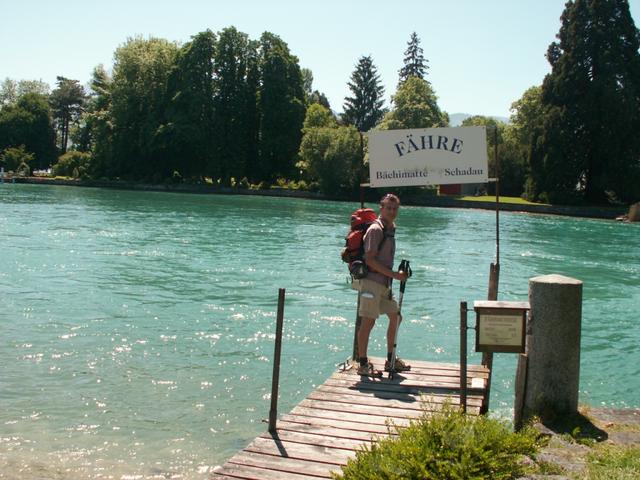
[356,193,410,376]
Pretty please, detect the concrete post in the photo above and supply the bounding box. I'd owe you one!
[522,274,583,421]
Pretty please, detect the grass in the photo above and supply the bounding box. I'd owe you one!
[581,445,640,479]
[457,195,549,206]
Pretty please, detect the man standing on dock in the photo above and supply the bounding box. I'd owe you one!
[357,193,410,376]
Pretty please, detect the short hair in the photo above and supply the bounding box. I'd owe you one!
[380,193,400,206]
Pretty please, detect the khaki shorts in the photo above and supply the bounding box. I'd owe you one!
[355,278,398,319]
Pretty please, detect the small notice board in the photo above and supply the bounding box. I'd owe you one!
[473,301,529,354]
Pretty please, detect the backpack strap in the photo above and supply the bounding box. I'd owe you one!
[374,218,388,253]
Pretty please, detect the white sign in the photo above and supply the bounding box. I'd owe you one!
[367,127,489,187]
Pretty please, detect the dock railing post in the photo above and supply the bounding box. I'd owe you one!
[460,301,468,414]
[268,288,286,433]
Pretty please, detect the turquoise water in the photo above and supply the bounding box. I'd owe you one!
[1,184,638,479]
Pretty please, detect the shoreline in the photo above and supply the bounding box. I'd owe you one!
[10,176,628,220]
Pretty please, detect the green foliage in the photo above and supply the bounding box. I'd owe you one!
[163,30,216,180]
[460,116,527,197]
[258,31,307,180]
[1,78,50,108]
[308,90,331,110]
[110,36,179,179]
[303,104,337,131]
[334,407,540,480]
[212,27,256,181]
[50,76,86,153]
[0,92,57,169]
[0,145,34,171]
[342,55,386,132]
[398,32,428,86]
[299,123,362,195]
[378,76,448,130]
[52,150,92,178]
[531,0,640,204]
[78,65,113,178]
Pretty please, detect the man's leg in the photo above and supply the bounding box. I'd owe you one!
[357,317,376,362]
[385,311,409,371]
[386,311,400,354]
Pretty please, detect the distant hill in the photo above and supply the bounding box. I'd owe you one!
[449,113,509,127]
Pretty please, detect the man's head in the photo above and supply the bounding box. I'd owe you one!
[379,193,400,223]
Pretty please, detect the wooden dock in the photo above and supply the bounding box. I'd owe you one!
[212,357,489,479]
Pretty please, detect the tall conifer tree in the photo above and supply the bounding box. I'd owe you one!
[342,55,385,132]
[531,0,640,203]
[398,32,428,86]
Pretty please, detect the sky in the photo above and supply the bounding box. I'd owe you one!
[2,0,639,118]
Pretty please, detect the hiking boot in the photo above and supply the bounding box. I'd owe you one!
[357,362,380,377]
[385,357,411,372]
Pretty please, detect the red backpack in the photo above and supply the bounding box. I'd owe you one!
[341,208,386,279]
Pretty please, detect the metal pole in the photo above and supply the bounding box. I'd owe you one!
[268,288,285,433]
[494,125,500,266]
[481,125,501,413]
[359,132,365,209]
[352,132,365,359]
[460,301,468,414]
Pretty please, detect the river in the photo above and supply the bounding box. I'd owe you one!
[1,184,638,479]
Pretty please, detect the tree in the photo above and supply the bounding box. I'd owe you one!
[301,68,313,100]
[303,103,337,131]
[309,90,331,111]
[0,145,34,172]
[110,37,178,179]
[76,65,113,177]
[462,115,527,197]
[211,27,255,182]
[0,93,57,169]
[50,76,86,153]
[162,30,216,180]
[532,0,640,204]
[1,78,50,109]
[378,76,448,130]
[398,32,428,86]
[258,32,306,180]
[299,104,361,194]
[342,56,386,132]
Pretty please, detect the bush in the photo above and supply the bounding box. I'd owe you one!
[333,406,540,480]
[52,151,92,178]
[0,145,34,172]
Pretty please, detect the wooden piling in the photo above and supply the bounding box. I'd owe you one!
[268,288,286,433]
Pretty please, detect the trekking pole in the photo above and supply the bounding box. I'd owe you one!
[388,259,412,380]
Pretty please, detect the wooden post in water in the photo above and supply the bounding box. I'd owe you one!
[460,301,468,413]
[268,288,286,433]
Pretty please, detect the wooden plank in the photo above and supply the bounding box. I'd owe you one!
[367,357,490,375]
[331,371,487,390]
[244,437,353,465]
[227,451,338,478]
[323,377,486,397]
[275,420,386,442]
[289,405,413,428]
[300,398,430,419]
[279,413,399,436]
[214,463,324,480]
[259,429,369,451]
[315,384,485,407]
[307,389,483,409]
[299,398,481,417]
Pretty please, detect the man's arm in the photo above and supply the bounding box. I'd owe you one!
[365,251,408,281]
